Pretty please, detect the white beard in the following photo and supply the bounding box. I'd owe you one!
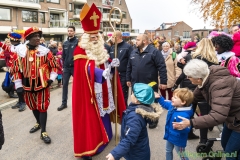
[80,33,109,66]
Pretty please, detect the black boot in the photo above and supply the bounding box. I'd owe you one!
[8,92,18,98]
[188,129,199,140]
[57,104,67,111]
[18,102,26,112]
[12,102,21,109]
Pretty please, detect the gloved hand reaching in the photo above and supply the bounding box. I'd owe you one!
[110,58,120,67]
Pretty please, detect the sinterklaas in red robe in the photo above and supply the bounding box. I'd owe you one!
[72,46,126,157]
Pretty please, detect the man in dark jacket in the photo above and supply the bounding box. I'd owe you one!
[110,31,133,106]
[126,34,167,129]
[58,26,78,111]
[0,111,4,150]
[126,34,167,92]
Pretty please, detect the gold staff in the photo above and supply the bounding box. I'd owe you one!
[109,7,123,145]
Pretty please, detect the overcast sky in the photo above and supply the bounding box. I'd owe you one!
[125,0,214,33]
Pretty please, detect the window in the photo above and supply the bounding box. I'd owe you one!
[39,12,45,23]
[122,11,126,19]
[183,31,190,38]
[47,0,59,3]
[103,8,110,13]
[115,10,119,14]
[0,8,11,21]
[22,10,38,23]
[40,0,44,2]
[168,32,171,36]
[174,31,179,36]
[69,3,72,11]
[119,0,121,5]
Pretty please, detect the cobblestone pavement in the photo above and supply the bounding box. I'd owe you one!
[0,83,223,160]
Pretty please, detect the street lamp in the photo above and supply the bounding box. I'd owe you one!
[224,0,230,33]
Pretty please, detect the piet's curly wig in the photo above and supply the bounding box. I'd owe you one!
[211,34,233,51]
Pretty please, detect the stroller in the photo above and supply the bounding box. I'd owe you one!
[196,124,224,160]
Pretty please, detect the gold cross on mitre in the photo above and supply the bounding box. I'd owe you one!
[90,12,99,27]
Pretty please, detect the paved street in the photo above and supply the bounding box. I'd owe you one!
[0,80,223,160]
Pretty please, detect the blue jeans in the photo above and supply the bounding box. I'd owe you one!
[166,141,189,160]
[221,124,240,160]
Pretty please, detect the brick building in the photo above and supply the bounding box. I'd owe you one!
[192,29,216,39]
[154,21,192,42]
[0,0,138,42]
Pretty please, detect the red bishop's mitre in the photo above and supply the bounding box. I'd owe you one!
[80,3,102,34]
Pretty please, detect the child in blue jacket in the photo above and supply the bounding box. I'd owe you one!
[156,88,194,160]
[106,83,162,160]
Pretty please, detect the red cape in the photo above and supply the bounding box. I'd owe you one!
[72,46,126,157]
[72,46,109,157]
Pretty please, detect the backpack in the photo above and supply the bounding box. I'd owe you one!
[172,52,176,61]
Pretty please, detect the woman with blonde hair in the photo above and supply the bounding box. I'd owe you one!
[191,38,218,64]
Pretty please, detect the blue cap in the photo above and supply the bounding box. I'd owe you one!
[133,83,155,105]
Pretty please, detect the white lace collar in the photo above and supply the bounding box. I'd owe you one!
[16,43,49,57]
[217,51,235,62]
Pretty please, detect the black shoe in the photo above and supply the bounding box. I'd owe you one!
[8,93,18,98]
[57,104,67,111]
[40,132,51,144]
[18,103,26,112]
[149,120,158,129]
[82,156,92,160]
[188,132,199,140]
[12,102,21,109]
[29,123,41,133]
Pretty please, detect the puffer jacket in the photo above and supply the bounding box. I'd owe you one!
[0,111,4,150]
[126,45,167,92]
[192,65,240,132]
[110,103,162,160]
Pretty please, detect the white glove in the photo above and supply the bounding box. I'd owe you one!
[102,67,111,79]
[110,58,120,67]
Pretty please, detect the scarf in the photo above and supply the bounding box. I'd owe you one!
[161,50,171,59]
